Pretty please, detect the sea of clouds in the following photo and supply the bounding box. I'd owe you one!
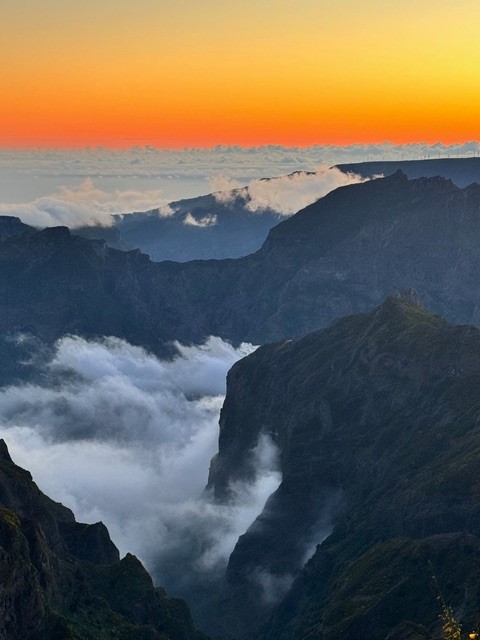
[0,335,281,598]
[1,142,479,227]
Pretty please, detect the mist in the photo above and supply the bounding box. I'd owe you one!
[0,178,173,228]
[212,165,368,215]
[0,335,281,598]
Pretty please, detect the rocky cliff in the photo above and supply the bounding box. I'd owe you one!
[205,294,480,640]
[0,440,205,640]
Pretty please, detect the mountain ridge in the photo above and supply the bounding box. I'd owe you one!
[3,172,480,382]
[203,294,480,640]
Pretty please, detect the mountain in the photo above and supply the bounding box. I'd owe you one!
[4,172,480,381]
[0,439,205,640]
[0,215,34,239]
[205,293,480,640]
[95,159,480,264]
[336,157,480,186]
[75,188,281,261]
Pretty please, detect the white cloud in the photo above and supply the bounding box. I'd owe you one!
[208,175,242,194]
[2,142,480,224]
[245,166,367,215]
[211,166,367,215]
[0,335,281,600]
[2,142,478,184]
[183,212,218,227]
[0,178,171,228]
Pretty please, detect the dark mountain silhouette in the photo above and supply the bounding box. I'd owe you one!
[0,439,205,640]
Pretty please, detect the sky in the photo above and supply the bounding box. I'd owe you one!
[2,0,480,148]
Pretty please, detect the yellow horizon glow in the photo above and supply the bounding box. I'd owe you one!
[2,0,480,148]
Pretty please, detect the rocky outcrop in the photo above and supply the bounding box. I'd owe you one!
[205,295,480,639]
[0,440,206,640]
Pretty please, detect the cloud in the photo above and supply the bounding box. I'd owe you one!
[253,569,295,606]
[0,335,281,602]
[245,166,367,215]
[2,142,480,225]
[2,142,479,184]
[211,166,367,215]
[208,175,242,194]
[183,212,218,227]
[0,178,172,228]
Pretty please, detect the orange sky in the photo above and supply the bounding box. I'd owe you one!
[2,0,480,148]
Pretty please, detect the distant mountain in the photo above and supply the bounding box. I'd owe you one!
[0,215,34,239]
[4,172,480,381]
[0,440,205,640]
[75,188,282,261]
[336,156,480,186]
[205,293,480,640]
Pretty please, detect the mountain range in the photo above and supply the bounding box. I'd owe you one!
[69,158,480,262]
[4,164,480,639]
[3,171,480,383]
[4,158,480,267]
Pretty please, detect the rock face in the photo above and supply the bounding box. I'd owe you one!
[5,173,480,377]
[0,440,205,640]
[205,295,480,640]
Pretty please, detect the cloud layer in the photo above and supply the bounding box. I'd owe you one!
[2,142,480,182]
[0,178,173,228]
[212,166,367,215]
[3,142,480,227]
[0,335,281,599]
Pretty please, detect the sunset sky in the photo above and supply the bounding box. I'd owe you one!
[2,0,480,148]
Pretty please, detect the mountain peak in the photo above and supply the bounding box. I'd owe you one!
[0,440,12,464]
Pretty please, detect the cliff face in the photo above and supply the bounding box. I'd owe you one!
[0,441,205,640]
[206,294,480,639]
[4,173,480,376]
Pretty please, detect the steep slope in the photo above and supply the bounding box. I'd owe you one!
[0,440,205,640]
[205,293,480,640]
[336,157,480,186]
[4,172,480,382]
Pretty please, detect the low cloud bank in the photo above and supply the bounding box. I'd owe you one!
[212,165,367,215]
[0,335,281,599]
[3,141,479,226]
[2,142,479,181]
[1,166,366,229]
[0,178,173,228]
